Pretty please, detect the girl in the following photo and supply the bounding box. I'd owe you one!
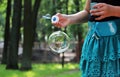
[52,0,120,77]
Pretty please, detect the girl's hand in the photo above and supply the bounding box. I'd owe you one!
[52,13,70,28]
[90,3,114,20]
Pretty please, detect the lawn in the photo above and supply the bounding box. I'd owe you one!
[0,63,81,77]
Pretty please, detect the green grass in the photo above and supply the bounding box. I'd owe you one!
[0,63,81,77]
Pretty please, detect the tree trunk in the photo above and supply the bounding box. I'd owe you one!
[20,0,33,71]
[32,0,41,42]
[76,32,83,62]
[1,0,11,64]
[20,0,41,71]
[6,0,22,69]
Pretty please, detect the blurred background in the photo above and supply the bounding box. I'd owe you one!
[0,0,88,77]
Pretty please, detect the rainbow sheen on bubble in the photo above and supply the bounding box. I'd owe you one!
[48,31,70,53]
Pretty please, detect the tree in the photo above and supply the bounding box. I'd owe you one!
[1,0,11,64]
[6,0,22,69]
[20,0,41,70]
[32,0,42,42]
[20,0,32,70]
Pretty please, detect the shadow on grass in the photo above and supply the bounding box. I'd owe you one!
[0,63,81,77]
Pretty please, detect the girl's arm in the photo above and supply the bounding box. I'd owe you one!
[65,0,91,24]
[113,6,120,17]
[53,0,91,28]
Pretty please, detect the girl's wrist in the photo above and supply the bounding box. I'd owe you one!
[62,14,73,24]
[66,14,78,24]
[112,6,120,17]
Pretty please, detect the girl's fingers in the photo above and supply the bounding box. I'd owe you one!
[91,11,104,16]
[95,15,105,20]
[93,3,105,9]
[53,22,64,28]
[90,3,105,14]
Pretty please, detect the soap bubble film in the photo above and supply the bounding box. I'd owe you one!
[48,31,70,53]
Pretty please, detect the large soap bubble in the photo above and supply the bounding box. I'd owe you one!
[48,31,70,53]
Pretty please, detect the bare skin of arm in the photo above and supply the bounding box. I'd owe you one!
[65,0,90,24]
[53,0,91,28]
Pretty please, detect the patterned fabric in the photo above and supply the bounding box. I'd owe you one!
[80,1,120,77]
[80,21,120,76]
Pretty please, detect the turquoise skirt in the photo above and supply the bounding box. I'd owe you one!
[80,19,120,77]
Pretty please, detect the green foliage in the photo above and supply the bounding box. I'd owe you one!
[0,0,7,41]
[0,63,81,77]
[0,0,7,12]
[0,26,4,40]
[0,0,7,23]
[0,0,88,42]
